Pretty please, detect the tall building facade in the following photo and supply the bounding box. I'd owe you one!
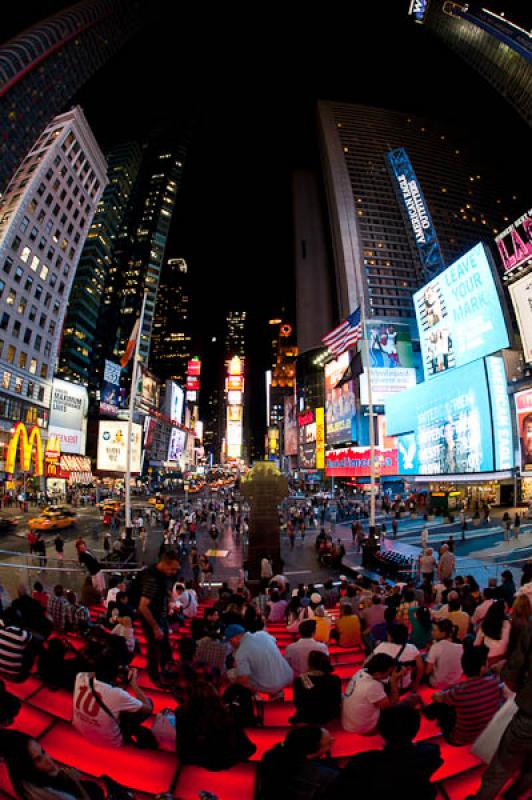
[420,3,532,126]
[317,101,523,321]
[151,257,191,385]
[110,135,188,368]
[0,106,106,450]
[224,311,246,362]
[0,0,146,194]
[58,141,142,386]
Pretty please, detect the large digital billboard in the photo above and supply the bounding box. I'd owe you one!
[387,147,445,277]
[48,379,88,454]
[284,395,298,456]
[165,381,184,424]
[298,410,316,470]
[326,446,399,477]
[516,389,532,475]
[359,321,417,405]
[168,428,187,463]
[414,242,509,380]
[97,421,142,473]
[324,354,355,446]
[509,273,532,364]
[137,369,159,413]
[386,356,512,475]
[100,360,121,418]
[495,209,532,274]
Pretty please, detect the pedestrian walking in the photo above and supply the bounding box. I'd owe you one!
[54,533,65,562]
[139,526,147,554]
[392,518,398,539]
[513,513,521,540]
[503,518,511,543]
[137,550,180,684]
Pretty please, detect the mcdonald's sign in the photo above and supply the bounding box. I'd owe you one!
[6,423,44,477]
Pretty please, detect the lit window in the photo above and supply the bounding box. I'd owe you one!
[31,255,40,272]
[40,264,49,280]
[20,246,31,263]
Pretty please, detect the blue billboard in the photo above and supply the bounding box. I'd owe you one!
[386,356,512,475]
[414,243,509,381]
[387,147,445,278]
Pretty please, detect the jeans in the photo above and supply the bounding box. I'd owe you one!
[475,710,532,799]
[142,617,172,681]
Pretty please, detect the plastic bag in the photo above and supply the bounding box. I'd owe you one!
[152,708,176,752]
[471,696,518,764]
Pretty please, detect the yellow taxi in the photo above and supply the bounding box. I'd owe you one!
[100,499,123,514]
[29,510,76,531]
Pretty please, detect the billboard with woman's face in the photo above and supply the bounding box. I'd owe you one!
[516,389,532,474]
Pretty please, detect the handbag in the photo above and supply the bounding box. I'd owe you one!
[471,696,518,764]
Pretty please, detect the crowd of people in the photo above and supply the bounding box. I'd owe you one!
[0,483,531,800]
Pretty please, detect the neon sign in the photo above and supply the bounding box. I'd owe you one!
[6,423,44,476]
[495,209,532,274]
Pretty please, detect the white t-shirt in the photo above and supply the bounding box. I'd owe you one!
[73,673,142,747]
[426,639,463,688]
[373,642,420,688]
[342,669,387,733]
[104,587,120,609]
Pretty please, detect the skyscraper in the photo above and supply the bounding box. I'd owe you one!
[151,257,191,385]
[58,141,142,386]
[0,106,106,446]
[0,0,146,194]
[419,3,532,126]
[107,131,189,369]
[224,311,246,362]
[317,101,523,320]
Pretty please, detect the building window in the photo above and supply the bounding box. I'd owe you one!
[34,334,41,352]
[0,313,10,330]
[44,293,51,309]
[11,236,21,252]
[49,320,56,335]
[6,289,16,305]
[12,321,21,338]
[35,285,43,301]
[38,237,46,251]
[6,345,15,364]
[29,305,37,322]
[38,386,45,402]
[18,352,27,369]
[23,328,31,345]
[30,256,39,272]
[20,246,31,263]
[40,265,49,280]
[3,371,11,390]
[3,258,13,275]
[29,226,38,242]
[14,267,23,283]
[44,341,51,357]
[29,358,38,377]
[39,314,46,328]
[19,216,29,233]
[17,297,27,315]
[0,280,4,298]
[27,380,35,395]
[24,276,33,292]
[40,364,48,379]
[15,376,23,394]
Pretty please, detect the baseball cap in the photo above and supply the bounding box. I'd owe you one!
[224,624,246,641]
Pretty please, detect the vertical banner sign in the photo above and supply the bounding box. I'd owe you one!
[387,147,445,278]
[315,407,325,469]
[508,273,532,364]
[515,389,532,474]
[485,356,513,471]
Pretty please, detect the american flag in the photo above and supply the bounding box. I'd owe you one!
[322,308,362,356]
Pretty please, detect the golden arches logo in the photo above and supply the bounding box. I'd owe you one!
[6,423,44,476]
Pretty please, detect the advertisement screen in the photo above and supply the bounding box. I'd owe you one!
[509,273,532,364]
[97,421,142,473]
[227,421,243,447]
[166,382,184,424]
[359,322,417,405]
[168,428,187,462]
[284,395,298,456]
[414,243,509,380]
[48,379,88,454]
[227,390,242,406]
[324,354,355,446]
[516,389,532,475]
[386,357,512,475]
[137,369,159,412]
[298,422,316,469]
[326,446,399,477]
[227,405,242,422]
[100,360,121,418]
[267,426,280,456]
[495,209,532,274]
[187,359,202,377]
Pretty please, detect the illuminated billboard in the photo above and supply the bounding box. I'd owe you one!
[165,381,184,424]
[516,389,532,475]
[324,354,355,446]
[187,358,202,377]
[284,396,298,456]
[408,0,429,23]
[100,360,121,418]
[509,273,532,364]
[168,428,187,462]
[386,356,513,475]
[227,421,243,447]
[326,446,399,477]
[495,209,532,274]
[359,322,417,405]
[97,421,142,473]
[298,410,316,470]
[414,243,509,380]
[48,379,88,455]
[137,369,159,412]
[387,147,444,277]
[315,407,325,469]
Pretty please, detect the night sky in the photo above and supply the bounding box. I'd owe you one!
[3,0,532,452]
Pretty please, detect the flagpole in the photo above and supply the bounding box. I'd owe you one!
[360,306,376,531]
[125,290,148,534]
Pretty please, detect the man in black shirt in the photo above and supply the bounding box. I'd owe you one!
[323,703,442,800]
[78,543,105,596]
[137,550,180,683]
